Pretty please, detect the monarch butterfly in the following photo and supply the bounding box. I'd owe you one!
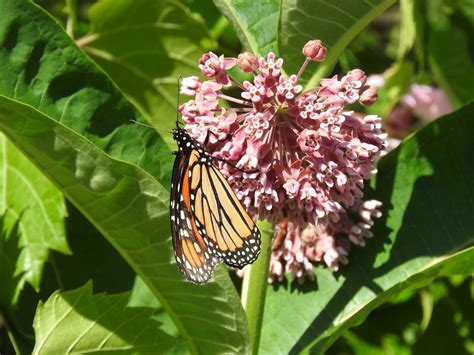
[170,127,261,284]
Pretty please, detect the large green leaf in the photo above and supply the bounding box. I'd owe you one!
[0,0,172,188]
[0,95,251,353]
[260,102,474,354]
[0,134,68,292]
[32,282,179,354]
[279,0,396,86]
[212,0,280,56]
[0,1,250,352]
[80,0,212,146]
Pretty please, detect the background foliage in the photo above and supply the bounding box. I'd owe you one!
[0,0,472,354]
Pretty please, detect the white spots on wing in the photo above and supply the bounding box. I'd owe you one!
[194,242,201,253]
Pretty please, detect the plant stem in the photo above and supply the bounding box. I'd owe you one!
[66,0,77,38]
[241,219,273,354]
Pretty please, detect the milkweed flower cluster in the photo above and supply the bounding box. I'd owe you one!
[179,39,386,282]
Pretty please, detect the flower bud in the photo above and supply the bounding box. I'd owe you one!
[345,69,367,85]
[180,76,201,96]
[359,86,378,106]
[302,40,327,62]
[238,52,258,72]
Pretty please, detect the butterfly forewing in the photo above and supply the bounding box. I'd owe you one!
[170,129,261,284]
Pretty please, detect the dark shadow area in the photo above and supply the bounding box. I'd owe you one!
[1,20,20,51]
[0,212,33,355]
[47,71,111,102]
[270,276,319,294]
[24,40,47,85]
[290,109,474,353]
[51,201,136,293]
[87,94,136,138]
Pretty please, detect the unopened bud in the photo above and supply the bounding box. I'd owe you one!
[238,52,258,72]
[360,86,378,106]
[302,40,327,62]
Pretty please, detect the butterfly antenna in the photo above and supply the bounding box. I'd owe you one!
[176,75,183,129]
[129,119,172,134]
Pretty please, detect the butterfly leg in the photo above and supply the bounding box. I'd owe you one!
[203,130,237,146]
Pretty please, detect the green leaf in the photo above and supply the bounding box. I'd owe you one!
[397,0,416,59]
[428,27,474,108]
[0,95,250,354]
[0,1,250,352]
[212,0,280,56]
[80,0,212,146]
[0,134,69,292]
[0,0,172,188]
[425,1,474,108]
[279,0,396,86]
[32,282,179,354]
[260,102,474,354]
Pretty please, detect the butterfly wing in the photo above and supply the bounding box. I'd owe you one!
[171,146,261,284]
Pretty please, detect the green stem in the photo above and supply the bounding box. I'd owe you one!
[65,0,77,38]
[241,220,273,354]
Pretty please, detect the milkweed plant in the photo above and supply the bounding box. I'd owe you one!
[180,41,386,282]
[0,1,472,355]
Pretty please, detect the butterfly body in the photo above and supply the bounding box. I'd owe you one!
[170,128,261,284]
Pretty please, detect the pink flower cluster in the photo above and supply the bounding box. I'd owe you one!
[179,40,386,282]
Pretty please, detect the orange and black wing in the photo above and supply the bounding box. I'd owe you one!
[170,147,261,284]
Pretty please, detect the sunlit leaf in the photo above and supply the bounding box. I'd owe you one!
[0,1,251,352]
[81,0,213,146]
[0,95,251,354]
[212,0,280,55]
[0,135,68,293]
[260,102,474,354]
[33,282,179,354]
[0,0,173,188]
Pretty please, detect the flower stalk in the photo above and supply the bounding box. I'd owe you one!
[241,219,273,354]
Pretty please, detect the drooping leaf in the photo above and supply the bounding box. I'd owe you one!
[0,95,251,354]
[81,0,213,146]
[260,102,474,354]
[0,0,172,188]
[212,0,280,56]
[0,134,69,292]
[32,282,179,354]
[0,0,251,352]
[279,0,396,87]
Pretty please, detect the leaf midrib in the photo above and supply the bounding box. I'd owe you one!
[301,246,474,353]
[0,96,201,354]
